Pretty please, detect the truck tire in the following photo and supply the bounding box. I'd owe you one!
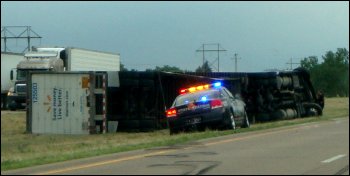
[1,95,8,110]
[303,103,323,116]
[272,109,286,120]
[8,100,17,111]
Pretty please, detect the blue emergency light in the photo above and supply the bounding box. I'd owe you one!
[213,82,222,88]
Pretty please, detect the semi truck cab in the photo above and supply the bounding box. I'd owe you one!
[7,51,64,110]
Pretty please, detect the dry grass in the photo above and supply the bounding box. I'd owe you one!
[323,97,349,118]
[1,97,348,171]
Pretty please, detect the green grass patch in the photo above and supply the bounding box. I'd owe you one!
[1,97,348,171]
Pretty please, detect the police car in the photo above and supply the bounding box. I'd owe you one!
[166,82,250,134]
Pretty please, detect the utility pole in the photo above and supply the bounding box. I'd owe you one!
[196,43,226,72]
[1,26,42,53]
[286,58,300,70]
[200,44,205,65]
[231,53,241,72]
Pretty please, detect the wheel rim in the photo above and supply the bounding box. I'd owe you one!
[245,112,249,127]
[246,116,249,127]
[230,114,236,130]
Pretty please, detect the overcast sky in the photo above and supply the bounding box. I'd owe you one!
[1,1,349,72]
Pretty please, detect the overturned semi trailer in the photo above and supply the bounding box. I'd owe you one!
[27,69,322,133]
[108,68,322,131]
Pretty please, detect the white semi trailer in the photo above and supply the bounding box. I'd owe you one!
[1,52,24,109]
[7,47,120,110]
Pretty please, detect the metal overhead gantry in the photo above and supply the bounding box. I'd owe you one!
[1,26,42,53]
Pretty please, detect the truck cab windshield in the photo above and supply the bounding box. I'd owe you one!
[16,69,49,81]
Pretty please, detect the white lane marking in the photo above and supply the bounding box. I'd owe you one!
[321,154,346,163]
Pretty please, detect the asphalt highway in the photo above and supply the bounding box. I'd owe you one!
[3,117,349,175]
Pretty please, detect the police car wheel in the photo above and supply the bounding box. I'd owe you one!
[242,111,250,128]
[226,111,236,130]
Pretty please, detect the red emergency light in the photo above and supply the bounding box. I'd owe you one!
[179,82,221,95]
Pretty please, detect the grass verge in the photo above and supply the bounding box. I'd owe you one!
[1,97,348,171]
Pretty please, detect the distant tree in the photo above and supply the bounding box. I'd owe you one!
[321,48,349,97]
[195,61,212,73]
[146,65,183,73]
[323,48,349,66]
[120,63,128,71]
[300,56,318,70]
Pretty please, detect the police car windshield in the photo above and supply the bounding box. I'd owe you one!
[174,89,221,106]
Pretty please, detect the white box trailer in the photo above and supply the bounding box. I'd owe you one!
[66,47,120,71]
[34,47,120,71]
[27,71,117,134]
[1,52,23,109]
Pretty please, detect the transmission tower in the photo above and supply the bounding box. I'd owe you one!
[196,43,226,72]
[1,26,42,53]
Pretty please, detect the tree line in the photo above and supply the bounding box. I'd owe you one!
[301,48,349,97]
[121,61,212,73]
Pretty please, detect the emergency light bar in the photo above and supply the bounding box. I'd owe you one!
[179,82,222,94]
